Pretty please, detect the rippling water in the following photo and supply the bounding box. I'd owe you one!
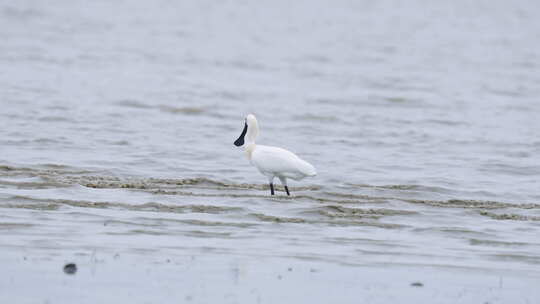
[1,0,540,303]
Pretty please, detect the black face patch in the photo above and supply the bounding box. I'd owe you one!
[234,123,247,146]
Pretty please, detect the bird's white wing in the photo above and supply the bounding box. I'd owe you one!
[252,145,316,179]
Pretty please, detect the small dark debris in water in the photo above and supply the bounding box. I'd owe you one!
[185,295,192,301]
[63,263,77,275]
[277,275,282,280]
[23,256,27,260]
[310,268,317,273]
[166,259,171,263]
[288,267,293,272]
[114,253,120,259]
[410,282,423,287]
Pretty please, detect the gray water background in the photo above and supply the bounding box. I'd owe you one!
[1,0,540,303]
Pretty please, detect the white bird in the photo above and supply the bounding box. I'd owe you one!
[233,114,316,196]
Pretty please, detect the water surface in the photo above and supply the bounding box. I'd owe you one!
[1,0,539,303]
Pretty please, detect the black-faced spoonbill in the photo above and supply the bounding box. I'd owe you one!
[234,114,316,196]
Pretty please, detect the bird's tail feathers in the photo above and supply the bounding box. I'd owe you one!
[297,159,317,177]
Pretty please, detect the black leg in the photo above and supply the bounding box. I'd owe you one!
[285,186,290,196]
[270,183,275,195]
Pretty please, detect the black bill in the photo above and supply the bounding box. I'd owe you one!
[234,123,248,146]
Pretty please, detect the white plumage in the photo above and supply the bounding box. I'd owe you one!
[251,145,316,180]
[234,114,316,196]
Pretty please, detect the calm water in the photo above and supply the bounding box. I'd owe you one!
[1,0,540,303]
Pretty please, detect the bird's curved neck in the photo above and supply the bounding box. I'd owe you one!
[245,143,256,160]
[246,120,259,144]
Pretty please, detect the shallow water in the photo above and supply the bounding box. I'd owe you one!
[1,0,540,303]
